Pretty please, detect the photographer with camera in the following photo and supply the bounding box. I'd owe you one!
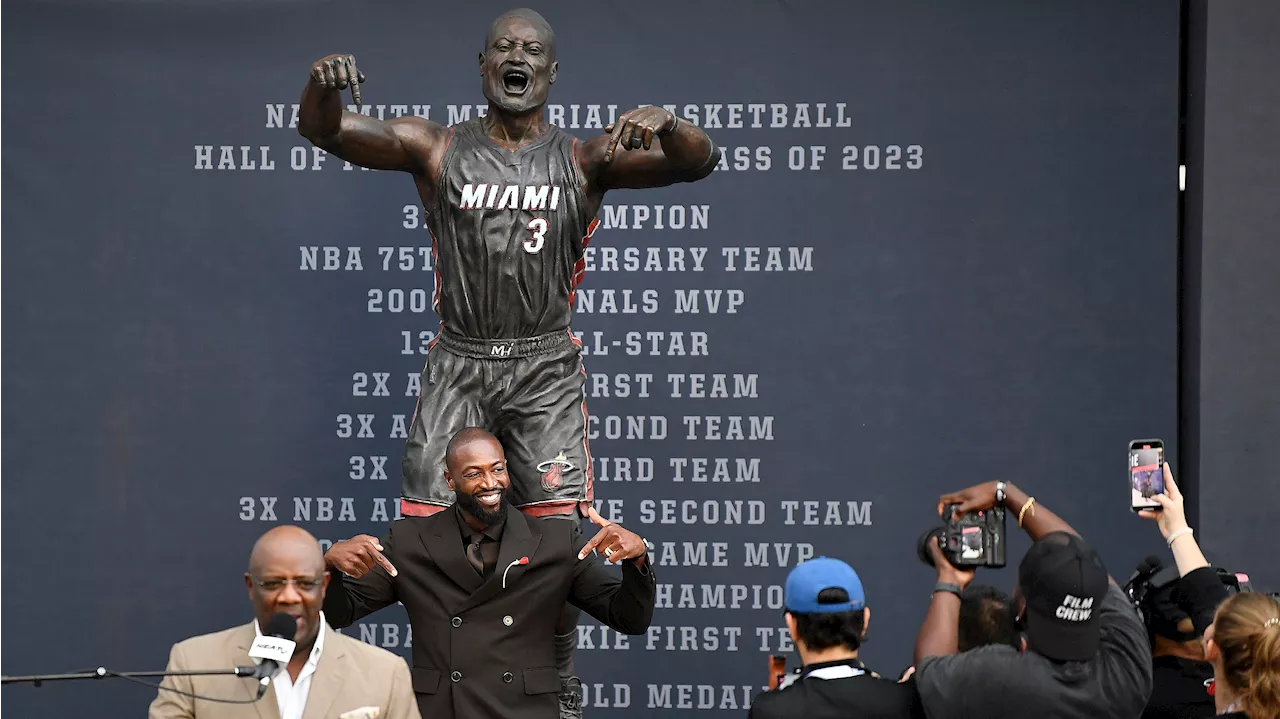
[1137,464,1280,719]
[748,557,924,719]
[1125,552,1216,718]
[912,481,1152,719]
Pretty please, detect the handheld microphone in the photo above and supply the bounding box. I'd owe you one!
[244,614,297,682]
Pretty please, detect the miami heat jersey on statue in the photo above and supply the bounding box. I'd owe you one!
[401,117,600,517]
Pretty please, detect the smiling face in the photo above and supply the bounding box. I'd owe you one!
[446,433,511,526]
[479,11,557,116]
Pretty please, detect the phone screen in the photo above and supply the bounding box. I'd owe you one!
[1129,440,1165,511]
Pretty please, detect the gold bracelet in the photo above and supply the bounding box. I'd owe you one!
[1018,497,1037,527]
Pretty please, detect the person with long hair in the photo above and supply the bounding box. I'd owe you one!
[1139,463,1280,718]
[1209,593,1280,718]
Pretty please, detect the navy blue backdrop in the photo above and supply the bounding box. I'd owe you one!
[2,1,1180,716]
[1186,0,1280,596]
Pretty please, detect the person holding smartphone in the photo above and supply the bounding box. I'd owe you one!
[1138,464,1280,719]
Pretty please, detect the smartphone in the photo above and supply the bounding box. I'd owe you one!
[768,655,787,690]
[1128,439,1165,512]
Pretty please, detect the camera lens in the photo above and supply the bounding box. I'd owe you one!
[917,527,945,567]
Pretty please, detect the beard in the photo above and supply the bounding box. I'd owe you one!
[455,488,508,525]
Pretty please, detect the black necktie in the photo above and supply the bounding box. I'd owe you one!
[466,532,488,577]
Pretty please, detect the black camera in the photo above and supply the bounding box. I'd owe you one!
[917,503,1007,569]
[1125,555,1255,640]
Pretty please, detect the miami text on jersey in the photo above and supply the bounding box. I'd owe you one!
[458,183,564,212]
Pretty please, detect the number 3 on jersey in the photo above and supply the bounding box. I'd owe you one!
[524,217,548,254]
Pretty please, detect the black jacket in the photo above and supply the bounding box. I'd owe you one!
[324,506,656,719]
[1145,568,1235,719]
[748,658,925,719]
[1176,567,1231,636]
[1143,655,1215,719]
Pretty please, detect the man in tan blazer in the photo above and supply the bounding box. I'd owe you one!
[148,526,420,719]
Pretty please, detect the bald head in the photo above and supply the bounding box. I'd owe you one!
[485,8,555,54]
[248,525,325,576]
[479,8,558,117]
[244,525,329,652]
[445,427,502,471]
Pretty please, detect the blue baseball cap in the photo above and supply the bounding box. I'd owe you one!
[785,557,866,614]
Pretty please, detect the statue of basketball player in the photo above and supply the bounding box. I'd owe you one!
[298,8,719,716]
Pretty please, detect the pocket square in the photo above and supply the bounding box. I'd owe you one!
[339,707,381,719]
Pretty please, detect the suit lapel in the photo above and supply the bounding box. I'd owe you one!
[232,623,281,719]
[300,625,346,719]
[421,507,485,594]
[458,509,542,613]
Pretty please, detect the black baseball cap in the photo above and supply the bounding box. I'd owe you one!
[1145,567,1198,641]
[1018,532,1109,661]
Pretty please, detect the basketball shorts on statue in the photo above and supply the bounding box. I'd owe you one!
[400,329,594,518]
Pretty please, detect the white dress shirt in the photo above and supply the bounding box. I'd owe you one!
[253,613,327,719]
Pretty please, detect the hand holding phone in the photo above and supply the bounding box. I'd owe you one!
[1128,439,1166,512]
[1136,462,1189,540]
[768,655,787,690]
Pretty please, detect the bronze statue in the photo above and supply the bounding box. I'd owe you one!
[299,8,719,716]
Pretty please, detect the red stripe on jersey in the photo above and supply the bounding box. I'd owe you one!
[426,128,454,318]
[577,363,596,506]
[428,225,442,318]
[568,217,600,309]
